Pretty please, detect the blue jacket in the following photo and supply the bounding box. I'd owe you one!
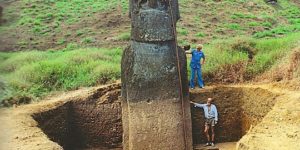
[190,49,205,69]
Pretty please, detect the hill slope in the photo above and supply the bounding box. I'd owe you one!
[0,0,299,51]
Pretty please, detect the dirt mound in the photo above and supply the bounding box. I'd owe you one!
[237,85,300,150]
[258,47,300,90]
[204,61,247,83]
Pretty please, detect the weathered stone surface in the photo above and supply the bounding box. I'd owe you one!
[131,9,175,41]
[122,0,192,149]
[124,41,180,102]
[129,0,180,20]
[129,0,180,42]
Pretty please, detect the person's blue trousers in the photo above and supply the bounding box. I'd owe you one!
[190,67,204,88]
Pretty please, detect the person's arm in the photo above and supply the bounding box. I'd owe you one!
[185,50,192,54]
[201,52,206,65]
[190,101,205,108]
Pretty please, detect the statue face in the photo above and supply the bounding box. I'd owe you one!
[129,0,179,42]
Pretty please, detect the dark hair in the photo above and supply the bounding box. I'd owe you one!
[183,45,190,51]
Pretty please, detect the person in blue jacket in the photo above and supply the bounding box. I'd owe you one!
[190,98,218,147]
[185,44,206,89]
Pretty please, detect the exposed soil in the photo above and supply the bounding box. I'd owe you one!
[0,83,122,150]
[0,83,299,150]
[291,0,300,7]
[190,86,278,144]
[33,86,122,150]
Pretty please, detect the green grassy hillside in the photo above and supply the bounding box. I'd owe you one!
[1,33,299,106]
[0,0,299,51]
[0,0,299,106]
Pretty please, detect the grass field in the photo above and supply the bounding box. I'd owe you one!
[0,47,122,105]
[1,32,299,106]
[1,0,300,50]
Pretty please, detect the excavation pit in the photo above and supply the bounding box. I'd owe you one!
[190,87,278,145]
[32,84,123,150]
[32,85,278,150]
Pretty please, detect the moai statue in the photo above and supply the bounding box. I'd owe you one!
[121,0,193,149]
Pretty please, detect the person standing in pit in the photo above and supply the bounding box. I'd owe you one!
[190,98,218,147]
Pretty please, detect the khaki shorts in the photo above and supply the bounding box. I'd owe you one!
[205,118,216,127]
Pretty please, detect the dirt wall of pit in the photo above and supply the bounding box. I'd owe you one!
[190,87,278,144]
[237,86,300,150]
[33,84,122,150]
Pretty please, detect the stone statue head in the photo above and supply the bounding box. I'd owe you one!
[129,0,180,42]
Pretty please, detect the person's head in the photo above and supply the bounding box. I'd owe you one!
[197,44,203,51]
[207,98,213,106]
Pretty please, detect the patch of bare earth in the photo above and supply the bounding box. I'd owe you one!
[290,0,300,7]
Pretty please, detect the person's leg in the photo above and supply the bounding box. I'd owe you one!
[196,68,204,88]
[204,125,210,146]
[190,68,195,88]
[211,125,215,146]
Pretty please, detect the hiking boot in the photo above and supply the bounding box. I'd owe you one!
[205,142,210,146]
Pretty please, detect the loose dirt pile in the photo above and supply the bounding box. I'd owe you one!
[0,83,299,150]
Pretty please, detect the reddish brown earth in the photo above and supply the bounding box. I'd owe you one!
[190,86,278,144]
[0,83,299,150]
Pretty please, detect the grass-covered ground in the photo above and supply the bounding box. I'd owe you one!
[0,0,299,51]
[0,47,122,106]
[1,32,299,106]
